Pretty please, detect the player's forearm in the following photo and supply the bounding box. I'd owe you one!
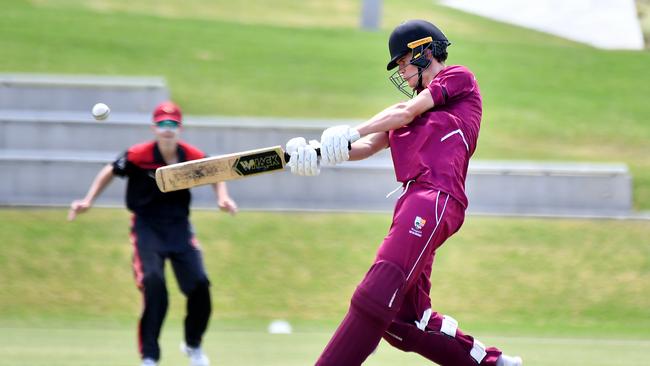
[356,89,435,136]
[214,182,230,200]
[83,164,114,202]
[355,104,412,137]
[349,133,388,161]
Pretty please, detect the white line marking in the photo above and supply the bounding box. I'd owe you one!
[385,330,403,341]
[406,192,449,281]
[435,191,440,224]
[388,289,399,308]
[440,128,469,152]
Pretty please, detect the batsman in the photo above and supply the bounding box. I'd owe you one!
[286,20,523,366]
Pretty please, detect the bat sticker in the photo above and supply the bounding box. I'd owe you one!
[233,150,284,176]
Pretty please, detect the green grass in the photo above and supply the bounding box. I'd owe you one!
[0,207,649,365]
[1,324,649,366]
[1,208,649,338]
[3,1,650,208]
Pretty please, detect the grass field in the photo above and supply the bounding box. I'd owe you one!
[2,0,650,209]
[1,324,649,366]
[0,208,648,364]
[2,208,649,334]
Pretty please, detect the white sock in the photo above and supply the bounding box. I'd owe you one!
[497,354,523,366]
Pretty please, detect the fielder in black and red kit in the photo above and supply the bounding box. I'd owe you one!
[69,101,237,366]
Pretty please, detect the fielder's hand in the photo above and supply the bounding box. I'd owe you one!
[218,196,238,215]
[68,199,92,221]
[320,125,360,166]
[285,137,320,176]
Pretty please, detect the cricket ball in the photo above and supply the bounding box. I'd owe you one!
[92,103,110,121]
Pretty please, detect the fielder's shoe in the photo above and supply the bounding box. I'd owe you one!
[180,342,210,366]
[140,358,157,366]
[497,354,523,366]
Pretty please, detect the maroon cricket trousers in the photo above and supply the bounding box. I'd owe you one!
[316,182,502,366]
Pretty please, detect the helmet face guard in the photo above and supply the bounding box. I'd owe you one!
[388,37,434,98]
[389,70,415,98]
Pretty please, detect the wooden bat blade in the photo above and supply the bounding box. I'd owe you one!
[155,145,288,192]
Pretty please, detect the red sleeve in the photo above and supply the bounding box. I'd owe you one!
[427,66,477,107]
[126,141,157,167]
[179,141,206,161]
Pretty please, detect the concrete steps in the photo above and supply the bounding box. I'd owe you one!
[0,146,633,217]
[466,161,632,216]
[0,73,169,113]
[0,110,368,155]
[0,73,635,217]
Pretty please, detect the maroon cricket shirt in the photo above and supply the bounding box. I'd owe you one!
[388,65,482,208]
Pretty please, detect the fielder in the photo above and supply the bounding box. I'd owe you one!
[286,20,523,366]
[68,101,237,366]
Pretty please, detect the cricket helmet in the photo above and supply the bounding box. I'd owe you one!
[386,19,450,71]
[153,101,183,125]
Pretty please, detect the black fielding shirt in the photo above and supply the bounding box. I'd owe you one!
[112,141,206,218]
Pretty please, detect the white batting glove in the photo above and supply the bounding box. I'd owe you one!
[285,137,320,176]
[320,125,360,166]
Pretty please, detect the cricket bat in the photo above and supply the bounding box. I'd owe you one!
[155,145,294,193]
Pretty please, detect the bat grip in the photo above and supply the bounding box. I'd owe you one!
[283,142,351,163]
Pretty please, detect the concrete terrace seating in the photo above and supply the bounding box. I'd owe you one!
[0,145,633,217]
[0,74,634,217]
[0,116,634,217]
[0,73,168,113]
[0,111,358,154]
[466,161,632,216]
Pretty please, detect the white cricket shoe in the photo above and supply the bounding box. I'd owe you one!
[180,342,210,366]
[497,354,523,366]
[140,358,157,366]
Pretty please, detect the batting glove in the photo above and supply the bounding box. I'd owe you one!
[320,125,360,166]
[285,137,320,176]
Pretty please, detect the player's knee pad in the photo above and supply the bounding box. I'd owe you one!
[385,313,458,353]
[351,260,407,325]
[431,314,488,363]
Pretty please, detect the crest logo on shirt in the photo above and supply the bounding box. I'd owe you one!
[409,216,427,237]
[414,216,426,230]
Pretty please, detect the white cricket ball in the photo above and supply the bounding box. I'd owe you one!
[91,103,110,120]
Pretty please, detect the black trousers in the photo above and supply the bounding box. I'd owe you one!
[130,215,212,361]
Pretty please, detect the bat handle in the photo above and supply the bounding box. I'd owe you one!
[284,149,319,162]
[283,142,351,163]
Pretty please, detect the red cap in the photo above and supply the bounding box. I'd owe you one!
[153,101,182,125]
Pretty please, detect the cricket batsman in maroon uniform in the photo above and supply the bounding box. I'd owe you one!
[286,20,523,366]
[68,101,237,366]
